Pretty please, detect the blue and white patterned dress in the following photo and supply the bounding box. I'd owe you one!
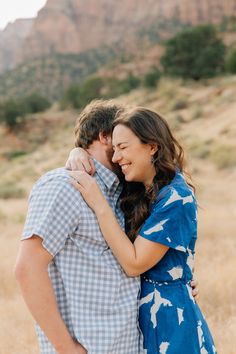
[138,171,216,354]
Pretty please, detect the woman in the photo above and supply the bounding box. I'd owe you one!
[68,107,216,353]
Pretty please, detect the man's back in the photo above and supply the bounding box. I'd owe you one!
[22,161,141,354]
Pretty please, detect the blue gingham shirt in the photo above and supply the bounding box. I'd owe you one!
[22,159,142,354]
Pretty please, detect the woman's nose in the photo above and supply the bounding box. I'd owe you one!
[112,150,121,163]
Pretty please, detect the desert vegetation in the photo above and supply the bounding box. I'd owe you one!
[1,8,236,352]
[0,74,235,353]
[0,94,51,129]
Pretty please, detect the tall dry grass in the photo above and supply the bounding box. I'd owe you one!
[1,78,236,353]
[0,165,236,354]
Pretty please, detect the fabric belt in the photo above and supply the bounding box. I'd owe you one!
[141,275,191,286]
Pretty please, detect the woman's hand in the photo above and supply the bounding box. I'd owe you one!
[59,342,87,354]
[69,171,107,213]
[65,148,96,174]
[190,278,199,300]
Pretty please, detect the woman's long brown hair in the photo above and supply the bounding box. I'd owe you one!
[113,107,195,241]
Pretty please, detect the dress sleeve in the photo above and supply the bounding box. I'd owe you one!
[21,176,82,256]
[139,187,197,252]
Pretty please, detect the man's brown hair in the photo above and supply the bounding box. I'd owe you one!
[74,99,124,148]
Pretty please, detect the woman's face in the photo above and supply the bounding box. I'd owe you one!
[112,124,157,187]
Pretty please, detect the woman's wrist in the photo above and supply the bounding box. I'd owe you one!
[56,337,76,354]
[94,201,111,217]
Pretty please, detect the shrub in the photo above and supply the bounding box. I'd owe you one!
[0,99,27,129]
[210,145,236,169]
[144,68,161,88]
[2,150,28,160]
[191,107,203,120]
[78,77,104,106]
[60,85,81,109]
[225,49,236,73]
[24,93,51,113]
[105,74,141,97]
[61,74,141,109]
[161,25,225,80]
[171,99,188,111]
[0,182,26,199]
[102,77,123,97]
[61,77,104,109]
[170,114,185,131]
[119,74,141,93]
[189,142,211,159]
[0,94,51,129]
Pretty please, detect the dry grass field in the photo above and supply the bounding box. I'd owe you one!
[0,77,235,354]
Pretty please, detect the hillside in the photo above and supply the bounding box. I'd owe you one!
[1,75,236,171]
[1,0,236,75]
[0,47,117,101]
[0,1,236,100]
[0,18,33,73]
[0,76,236,353]
[11,0,236,65]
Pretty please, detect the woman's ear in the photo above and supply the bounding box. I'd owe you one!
[150,143,158,156]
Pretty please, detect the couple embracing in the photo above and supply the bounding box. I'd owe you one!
[15,100,216,354]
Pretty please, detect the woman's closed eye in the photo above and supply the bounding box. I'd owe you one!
[113,145,127,152]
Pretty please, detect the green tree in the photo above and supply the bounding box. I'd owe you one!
[0,93,51,129]
[61,77,104,109]
[0,99,26,129]
[24,93,51,113]
[161,25,225,80]
[61,85,81,109]
[225,49,236,73]
[119,74,141,93]
[144,68,161,88]
[78,77,104,107]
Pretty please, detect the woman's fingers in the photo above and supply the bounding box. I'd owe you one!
[65,148,96,174]
[190,279,199,300]
[88,158,96,175]
[69,171,93,188]
[70,178,82,191]
[80,157,94,175]
[65,160,72,170]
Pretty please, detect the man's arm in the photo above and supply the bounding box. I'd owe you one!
[15,236,86,354]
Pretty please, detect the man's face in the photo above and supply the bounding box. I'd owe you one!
[105,137,123,178]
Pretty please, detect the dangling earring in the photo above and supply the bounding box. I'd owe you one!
[151,156,155,164]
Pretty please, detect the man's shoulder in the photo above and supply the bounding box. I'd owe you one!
[34,167,69,187]
[31,167,82,203]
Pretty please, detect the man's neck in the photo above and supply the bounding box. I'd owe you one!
[87,143,113,171]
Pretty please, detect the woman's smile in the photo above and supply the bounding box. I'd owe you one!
[120,163,131,173]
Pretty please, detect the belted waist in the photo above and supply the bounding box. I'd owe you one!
[141,275,192,286]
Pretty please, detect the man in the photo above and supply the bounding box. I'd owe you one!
[15,100,141,354]
[15,99,197,354]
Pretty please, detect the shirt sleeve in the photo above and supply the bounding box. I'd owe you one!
[139,187,197,252]
[21,175,82,256]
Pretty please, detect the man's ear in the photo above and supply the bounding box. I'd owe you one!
[99,132,112,145]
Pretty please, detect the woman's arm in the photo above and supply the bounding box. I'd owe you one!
[93,202,168,276]
[65,148,96,174]
[69,171,168,276]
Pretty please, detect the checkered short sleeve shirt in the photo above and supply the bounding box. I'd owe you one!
[22,160,143,354]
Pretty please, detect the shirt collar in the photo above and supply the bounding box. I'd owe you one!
[93,158,121,193]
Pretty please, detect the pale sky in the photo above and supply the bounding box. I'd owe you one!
[0,0,47,30]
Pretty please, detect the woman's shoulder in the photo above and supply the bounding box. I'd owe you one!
[154,171,196,210]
